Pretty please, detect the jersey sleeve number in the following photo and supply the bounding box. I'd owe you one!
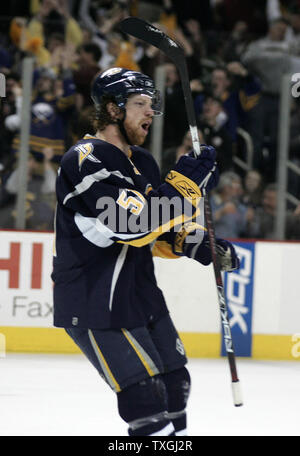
[117,189,145,216]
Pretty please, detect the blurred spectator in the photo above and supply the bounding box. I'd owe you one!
[79,0,130,71]
[246,183,278,238]
[197,94,234,173]
[0,72,22,169]
[97,32,142,72]
[70,105,96,144]
[81,27,94,46]
[137,39,163,79]
[210,171,253,238]
[286,203,300,239]
[98,32,122,71]
[183,19,206,63]
[242,169,264,208]
[242,17,300,180]
[46,39,78,75]
[161,62,189,149]
[79,0,129,35]
[114,40,141,71]
[194,62,262,145]
[268,0,300,51]
[9,16,51,67]
[138,14,202,78]
[247,183,300,239]
[72,43,102,109]
[0,149,56,231]
[9,67,75,175]
[242,18,296,94]
[28,0,83,49]
[161,128,204,180]
[215,0,268,34]
[222,21,250,62]
[136,4,203,78]
[157,7,203,78]
[109,36,141,72]
[47,32,65,55]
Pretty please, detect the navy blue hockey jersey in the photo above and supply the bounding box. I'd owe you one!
[52,135,203,329]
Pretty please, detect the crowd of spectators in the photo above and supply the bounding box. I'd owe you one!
[0,0,299,239]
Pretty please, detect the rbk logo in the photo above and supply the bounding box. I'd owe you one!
[176,181,199,198]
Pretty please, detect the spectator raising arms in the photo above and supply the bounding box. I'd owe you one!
[194,62,261,146]
[28,0,83,49]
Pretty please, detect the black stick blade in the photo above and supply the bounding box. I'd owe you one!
[119,17,185,61]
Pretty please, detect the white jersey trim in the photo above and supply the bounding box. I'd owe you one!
[74,213,150,248]
[63,168,134,205]
[109,245,128,311]
[74,213,114,248]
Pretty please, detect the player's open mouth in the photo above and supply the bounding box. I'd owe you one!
[141,121,151,133]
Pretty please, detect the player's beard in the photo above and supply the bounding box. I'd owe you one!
[123,121,146,146]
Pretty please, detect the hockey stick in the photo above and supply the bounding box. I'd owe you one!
[119,17,243,407]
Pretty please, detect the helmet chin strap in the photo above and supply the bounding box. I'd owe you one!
[117,108,132,146]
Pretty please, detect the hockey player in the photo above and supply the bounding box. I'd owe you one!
[52,67,240,436]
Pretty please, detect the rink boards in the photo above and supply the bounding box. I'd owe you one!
[0,230,299,361]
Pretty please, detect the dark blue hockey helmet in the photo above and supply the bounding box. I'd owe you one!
[91,67,163,115]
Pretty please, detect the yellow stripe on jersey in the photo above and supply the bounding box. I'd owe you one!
[121,329,159,377]
[117,210,200,247]
[88,330,121,392]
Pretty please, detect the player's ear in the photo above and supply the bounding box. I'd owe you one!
[106,102,123,121]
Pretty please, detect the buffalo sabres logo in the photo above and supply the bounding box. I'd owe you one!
[74,143,101,169]
[101,67,123,78]
[32,102,54,124]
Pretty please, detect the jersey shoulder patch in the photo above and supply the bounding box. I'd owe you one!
[74,141,101,169]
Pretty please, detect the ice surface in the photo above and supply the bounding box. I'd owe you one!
[0,354,299,436]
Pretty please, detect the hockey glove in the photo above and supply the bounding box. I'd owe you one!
[164,145,219,202]
[184,234,240,272]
